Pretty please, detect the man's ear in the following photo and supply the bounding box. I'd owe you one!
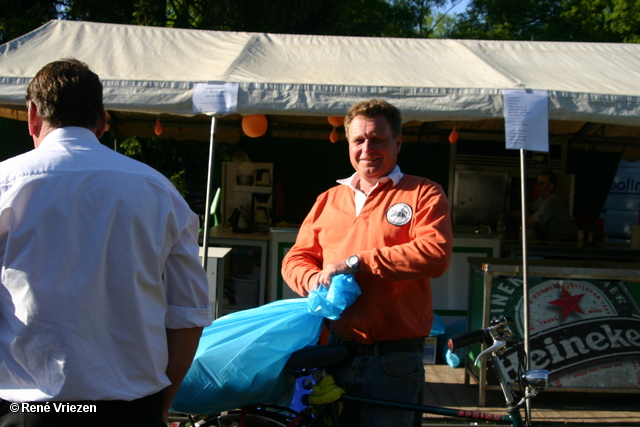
[27,101,41,137]
[94,110,107,139]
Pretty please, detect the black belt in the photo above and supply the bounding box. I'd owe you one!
[344,338,425,356]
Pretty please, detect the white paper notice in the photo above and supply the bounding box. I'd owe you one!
[192,82,239,114]
[503,90,549,152]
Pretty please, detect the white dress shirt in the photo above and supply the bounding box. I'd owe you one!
[0,127,211,402]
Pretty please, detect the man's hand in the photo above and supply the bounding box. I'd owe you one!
[161,327,203,423]
[315,260,351,288]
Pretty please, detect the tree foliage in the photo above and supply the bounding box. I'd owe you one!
[0,0,58,43]
[447,0,640,42]
[1,0,450,43]
[7,0,637,45]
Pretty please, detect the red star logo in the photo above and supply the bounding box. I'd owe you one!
[549,288,585,320]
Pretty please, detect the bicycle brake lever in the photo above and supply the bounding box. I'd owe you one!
[474,340,506,366]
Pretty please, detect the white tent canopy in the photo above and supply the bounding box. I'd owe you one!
[1,19,640,127]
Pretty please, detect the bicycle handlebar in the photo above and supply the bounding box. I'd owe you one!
[447,329,489,352]
[447,316,513,352]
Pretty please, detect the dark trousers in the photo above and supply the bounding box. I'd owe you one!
[327,336,426,427]
[0,392,164,427]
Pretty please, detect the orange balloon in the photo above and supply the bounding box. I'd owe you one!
[448,126,458,144]
[242,115,268,138]
[154,119,163,136]
[328,116,344,127]
[329,127,338,143]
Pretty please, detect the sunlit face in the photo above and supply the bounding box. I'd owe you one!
[347,114,402,186]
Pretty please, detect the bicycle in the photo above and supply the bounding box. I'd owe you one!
[170,317,548,427]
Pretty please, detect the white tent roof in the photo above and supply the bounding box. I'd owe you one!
[1,20,640,126]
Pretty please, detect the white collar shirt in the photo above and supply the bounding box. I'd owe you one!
[337,165,404,216]
[0,127,211,402]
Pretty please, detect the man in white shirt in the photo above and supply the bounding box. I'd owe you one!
[0,59,211,426]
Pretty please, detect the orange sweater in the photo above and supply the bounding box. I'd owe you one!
[281,174,453,344]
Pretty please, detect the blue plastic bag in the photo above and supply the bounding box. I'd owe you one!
[430,312,446,337]
[436,317,467,368]
[171,274,360,415]
[307,274,361,320]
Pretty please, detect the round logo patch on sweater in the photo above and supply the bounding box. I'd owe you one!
[386,203,412,226]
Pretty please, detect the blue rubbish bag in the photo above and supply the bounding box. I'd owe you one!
[171,274,360,415]
[436,318,467,368]
[430,312,446,337]
[306,274,361,320]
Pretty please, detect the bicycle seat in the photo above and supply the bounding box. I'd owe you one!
[287,344,351,368]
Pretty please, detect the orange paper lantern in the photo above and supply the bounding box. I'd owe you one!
[448,126,458,144]
[242,114,268,138]
[154,119,163,136]
[328,116,344,127]
[329,127,339,143]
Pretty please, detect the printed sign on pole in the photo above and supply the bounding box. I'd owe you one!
[192,82,239,114]
[503,89,549,152]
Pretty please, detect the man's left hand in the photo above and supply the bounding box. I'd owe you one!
[316,261,350,288]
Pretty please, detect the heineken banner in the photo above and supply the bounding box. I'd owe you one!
[489,277,640,389]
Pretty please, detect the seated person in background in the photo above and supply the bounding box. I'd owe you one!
[528,170,578,241]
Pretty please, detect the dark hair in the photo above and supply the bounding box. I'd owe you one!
[26,58,104,129]
[539,170,558,189]
[344,98,402,139]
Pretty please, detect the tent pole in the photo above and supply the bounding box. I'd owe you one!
[201,116,218,271]
[519,148,531,426]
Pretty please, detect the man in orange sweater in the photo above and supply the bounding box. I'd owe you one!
[282,99,453,426]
